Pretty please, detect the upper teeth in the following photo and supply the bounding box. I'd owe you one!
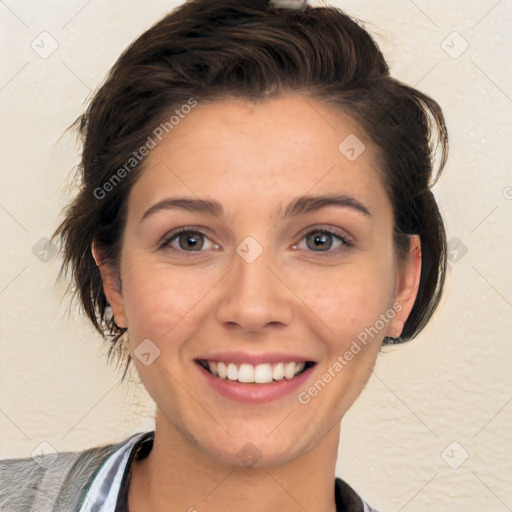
[206,361,306,383]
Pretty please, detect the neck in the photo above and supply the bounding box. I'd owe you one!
[128,409,341,512]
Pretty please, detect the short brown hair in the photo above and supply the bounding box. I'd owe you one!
[51,0,448,382]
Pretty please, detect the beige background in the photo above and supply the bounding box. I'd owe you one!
[1,1,511,510]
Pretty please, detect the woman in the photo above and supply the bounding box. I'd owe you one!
[0,0,448,510]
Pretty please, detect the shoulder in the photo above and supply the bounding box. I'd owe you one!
[0,433,141,512]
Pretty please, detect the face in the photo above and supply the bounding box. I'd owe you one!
[95,95,421,467]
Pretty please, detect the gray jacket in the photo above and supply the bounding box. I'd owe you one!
[0,438,119,511]
[0,432,381,512]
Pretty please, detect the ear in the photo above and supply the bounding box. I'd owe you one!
[91,241,128,328]
[386,235,422,338]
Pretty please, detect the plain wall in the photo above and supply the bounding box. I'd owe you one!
[1,1,511,510]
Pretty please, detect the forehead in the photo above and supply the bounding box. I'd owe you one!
[128,95,389,220]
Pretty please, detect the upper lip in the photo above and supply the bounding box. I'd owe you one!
[194,351,316,365]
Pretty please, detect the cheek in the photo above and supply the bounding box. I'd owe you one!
[120,257,218,343]
[121,260,183,334]
[302,263,395,344]
[120,242,396,346]
[323,285,387,338]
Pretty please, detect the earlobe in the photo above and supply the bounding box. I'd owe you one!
[91,242,128,328]
[387,235,422,339]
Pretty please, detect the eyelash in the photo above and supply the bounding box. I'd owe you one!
[158,226,354,256]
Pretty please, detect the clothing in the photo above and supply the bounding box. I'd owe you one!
[0,430,381,511]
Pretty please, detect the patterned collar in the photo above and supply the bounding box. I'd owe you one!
[79,430,377,512]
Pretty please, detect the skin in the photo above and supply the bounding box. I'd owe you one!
[93,95,421,512]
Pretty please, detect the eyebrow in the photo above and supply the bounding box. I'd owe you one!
[140,193,371,223]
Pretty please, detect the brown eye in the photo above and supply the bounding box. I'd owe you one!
[306,231,335,251]
[161,229,217,254]
[176,231,204,251]
[295,228,353,254]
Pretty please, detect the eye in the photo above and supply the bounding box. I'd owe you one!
[159,228,218,253]
[293,228,353,254]
[159,226,353,255]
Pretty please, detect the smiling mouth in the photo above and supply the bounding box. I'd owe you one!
[196,360,316,384]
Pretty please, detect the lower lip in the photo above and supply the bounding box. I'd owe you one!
[195,362,315,404]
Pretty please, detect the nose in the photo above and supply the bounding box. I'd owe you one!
[215,244,294,334]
